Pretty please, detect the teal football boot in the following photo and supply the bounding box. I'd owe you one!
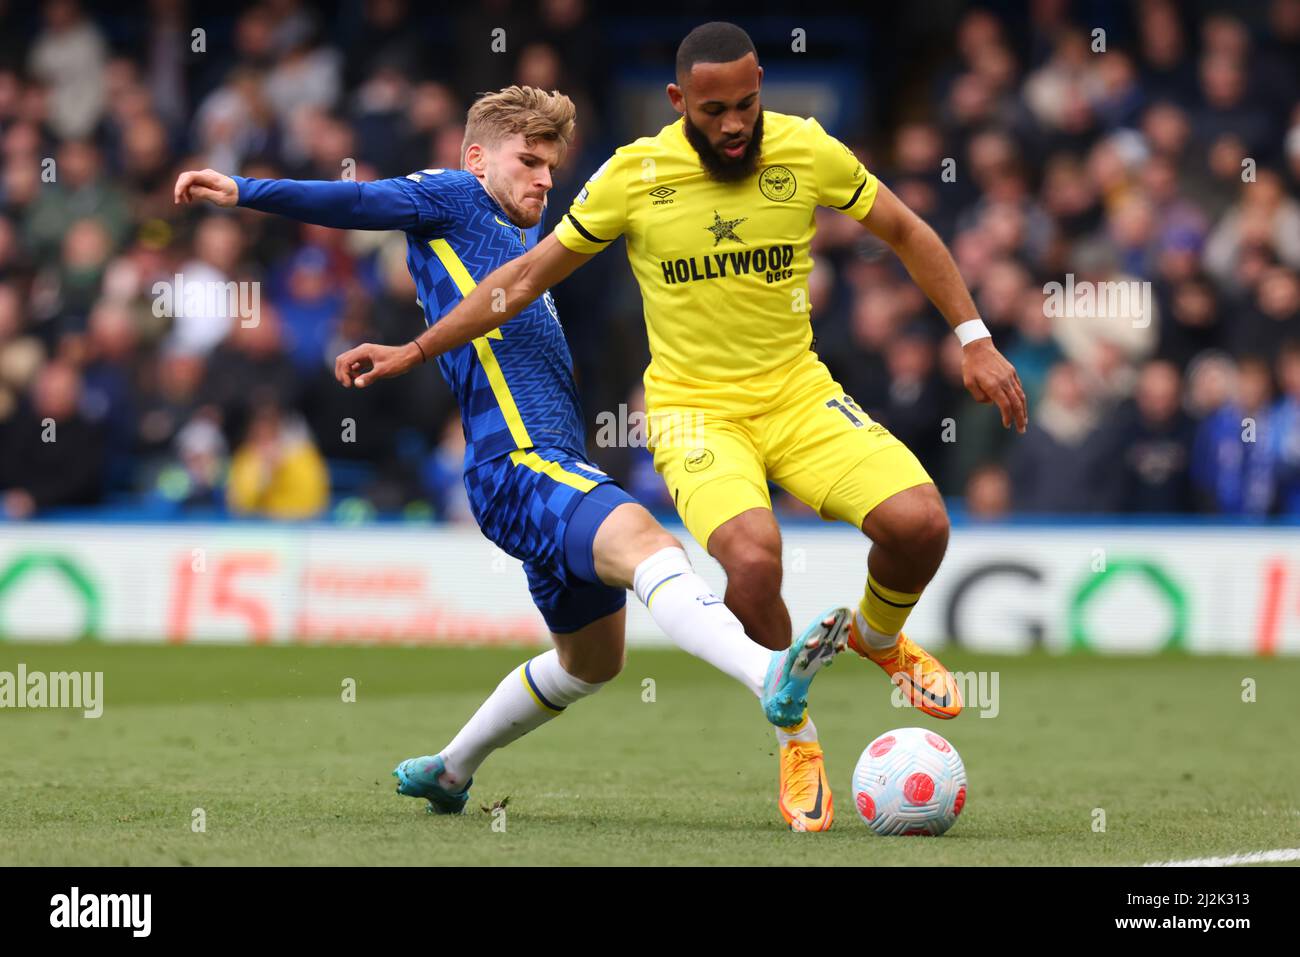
[393,754,470,815]
[761,606,851,727]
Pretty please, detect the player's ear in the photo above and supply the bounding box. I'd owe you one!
[666,82,685,114]
[464,143,486,175]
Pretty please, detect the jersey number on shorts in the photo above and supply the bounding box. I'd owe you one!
[826,395,866,428]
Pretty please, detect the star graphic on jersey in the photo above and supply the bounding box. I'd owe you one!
[705,210,747,246]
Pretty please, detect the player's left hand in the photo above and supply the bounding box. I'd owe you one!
[961,339,1027,433]
[334,342,421,388]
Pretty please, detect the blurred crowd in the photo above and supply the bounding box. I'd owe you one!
[806,0,1300,521]
[0,0,1298,523]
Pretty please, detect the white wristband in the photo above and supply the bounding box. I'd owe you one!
[954,318,992,347]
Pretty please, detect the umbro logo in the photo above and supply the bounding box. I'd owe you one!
[648,185,676,205]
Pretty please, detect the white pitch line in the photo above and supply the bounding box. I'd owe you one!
[1143,848,1300,867]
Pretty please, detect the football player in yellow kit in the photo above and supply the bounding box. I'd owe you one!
[337,22,1028,831]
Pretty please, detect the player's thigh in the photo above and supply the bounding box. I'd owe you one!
[589,501,682,590]
[651,411,770,551]
[550,605,627,684]
[761,360,934,528]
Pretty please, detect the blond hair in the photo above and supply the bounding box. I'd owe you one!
[462,86,577,166]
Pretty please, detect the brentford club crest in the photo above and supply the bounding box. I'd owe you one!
[759,165,797,201]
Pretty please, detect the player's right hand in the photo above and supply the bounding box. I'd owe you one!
[173,169,239,207]
[961,338,1028,433]
[335,342,422,388]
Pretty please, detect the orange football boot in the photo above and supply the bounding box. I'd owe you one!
[778,736,834,831]
[848,621,963,719]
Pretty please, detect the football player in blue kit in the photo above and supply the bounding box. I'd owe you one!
[175,86,848,830]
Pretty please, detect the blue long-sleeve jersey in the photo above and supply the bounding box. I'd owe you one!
[232,169,586,470]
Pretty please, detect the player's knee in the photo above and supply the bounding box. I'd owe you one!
[566,648,625,684]
[720,542,783,595]
[622,524,684,583]
[710,510,782,587]
[637,526,682,558]
[909,496,950,570]
[871,488,949,562]
[607,648,629,682]
[920,497,950,549]
[613,506,682,564]
[601,644,628,682]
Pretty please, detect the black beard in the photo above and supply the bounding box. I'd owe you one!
[683,110,764,183]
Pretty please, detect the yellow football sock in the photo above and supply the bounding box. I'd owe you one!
[859,573,922,641]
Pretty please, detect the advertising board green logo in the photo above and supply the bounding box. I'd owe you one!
[1069,559,1187,651]
[0,553,102,640]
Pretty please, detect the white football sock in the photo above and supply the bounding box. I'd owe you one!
[855,608,900,651]
[776,713,819,745]
[438,649,603,790]
[632,546,770,697]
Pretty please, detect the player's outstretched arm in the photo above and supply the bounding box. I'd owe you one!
[174,168,422,231]
[335,233,593,388]
[861,181,1028,433]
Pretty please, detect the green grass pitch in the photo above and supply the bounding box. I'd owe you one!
[1,642,1297,866]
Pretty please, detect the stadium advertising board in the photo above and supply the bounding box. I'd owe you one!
[0,525,1295,655]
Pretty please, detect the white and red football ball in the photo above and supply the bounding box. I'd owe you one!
[851,727,968,836]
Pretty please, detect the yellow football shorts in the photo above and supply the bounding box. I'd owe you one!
[649,356,934,549]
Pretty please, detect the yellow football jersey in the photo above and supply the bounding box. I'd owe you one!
[554,110,878,416]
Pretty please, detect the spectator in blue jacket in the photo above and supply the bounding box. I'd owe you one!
[1191,356,1276,514]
